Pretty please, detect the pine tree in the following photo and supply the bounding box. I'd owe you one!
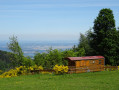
[91,8,117,65]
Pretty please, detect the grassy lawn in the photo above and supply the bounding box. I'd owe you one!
[0,71,119,90]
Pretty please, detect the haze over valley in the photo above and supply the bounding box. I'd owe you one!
[0,40,78,58]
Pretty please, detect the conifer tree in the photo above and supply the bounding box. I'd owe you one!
[91,8,117,65]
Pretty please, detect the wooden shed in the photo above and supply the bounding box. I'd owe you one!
[66,56,105,73]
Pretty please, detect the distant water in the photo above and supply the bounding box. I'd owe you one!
[0,40,78,58]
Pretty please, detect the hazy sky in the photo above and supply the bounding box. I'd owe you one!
[0,0,119,41]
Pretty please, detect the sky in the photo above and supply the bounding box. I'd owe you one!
[0,0,119,41]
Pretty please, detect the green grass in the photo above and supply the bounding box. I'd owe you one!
[0,71,119,90]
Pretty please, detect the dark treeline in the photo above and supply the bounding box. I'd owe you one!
[0,8,119,71]
[0,50,11,71]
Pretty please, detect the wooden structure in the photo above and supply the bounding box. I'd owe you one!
[66,56,105,73]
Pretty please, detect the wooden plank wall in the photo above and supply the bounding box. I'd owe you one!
[75,59,104,67]
[72,59,105,73]
[68,66,118,74]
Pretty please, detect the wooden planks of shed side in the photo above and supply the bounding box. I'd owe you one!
[75,59,104,67]
[74,59,104,73]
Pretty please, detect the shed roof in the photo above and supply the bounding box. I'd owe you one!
[66,56,104,61]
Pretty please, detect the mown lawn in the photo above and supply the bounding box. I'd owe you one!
[0,71,119,90]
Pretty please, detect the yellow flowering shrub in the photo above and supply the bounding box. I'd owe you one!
[0,69,17,78]
[29,67,34,71]
[53,65,68,74]
[117,66,119,70]
[0,65,43,78]
[0,70,2,73]
[16,66,28,75]
[29,65,43,74]
[0,70,2,75]
[29,65,43,71]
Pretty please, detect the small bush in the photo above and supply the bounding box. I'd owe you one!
[0,69,17,78]
[29,65,43,74]
[53,65,68,75]
[0,70,2,74]
[118,66,119,70]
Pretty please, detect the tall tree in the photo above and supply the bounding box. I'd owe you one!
[116,30,119,65]
[78,29,94,56]
[8,35,24,67]
[91,8,117,65]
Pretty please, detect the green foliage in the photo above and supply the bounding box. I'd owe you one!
[0,60,6,71]
[91,8,117,65]
[34,48,85,69]
[7,35,24,67]
[45,48,63,68]
[1,35,86,70]
[22,57,35,67]
[9,53,19,67]
[115,30,119,65]
[63,49,77,57]
[62,49,76,65]
[78,48,86,56]
[0,70,3,74]
[78,29,95,56]
[0,50,11,71]
[34,53,46,67]
[34,48,63,69]
[8,35,23,56]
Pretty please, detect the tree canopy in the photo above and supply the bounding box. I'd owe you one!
[91,8,117,65]
[7,35,24,67]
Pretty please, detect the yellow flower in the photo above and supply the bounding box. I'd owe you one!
[29,67,34,70]
[53,65,68,74]
[0,75,3,78]
[38,66,43,70]
[118,66,119,70]
[0,70,2,73]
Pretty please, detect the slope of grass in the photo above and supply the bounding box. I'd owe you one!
[0,71,119,90]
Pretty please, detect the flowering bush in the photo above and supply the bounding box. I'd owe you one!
[29,65,43,71]
[28,65,43,74]
[16,66,28,75]
[53,65,68,74]
[0,69,17,78]
[0,65,43,78]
